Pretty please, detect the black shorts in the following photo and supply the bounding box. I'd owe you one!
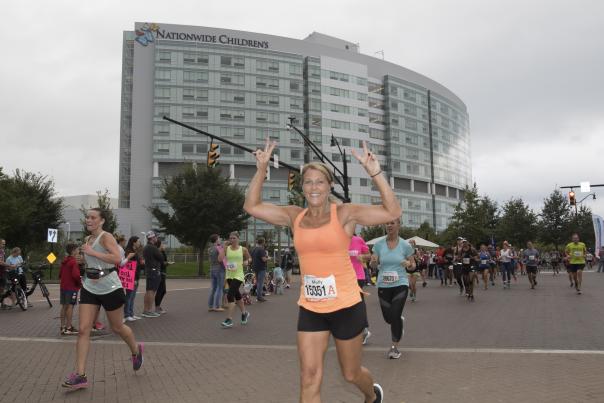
[568,264,585,273]
[297,301,368,340]
[79,287,126,311]
[146,269,161,291]
[526,266,538,274]
[60,290,79,305]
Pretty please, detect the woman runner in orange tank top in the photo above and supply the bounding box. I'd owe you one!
[244,139,401,403]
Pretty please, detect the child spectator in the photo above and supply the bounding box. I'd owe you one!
[60,243,82,335]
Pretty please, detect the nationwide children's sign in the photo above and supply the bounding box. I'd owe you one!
[135,23,270,49]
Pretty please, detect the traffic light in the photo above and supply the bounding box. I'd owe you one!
[207,143,220,168]
[569,191,576,205]
[288,171,297,191]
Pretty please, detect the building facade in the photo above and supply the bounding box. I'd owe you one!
[119,23,471,242]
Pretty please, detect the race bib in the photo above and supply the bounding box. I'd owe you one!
[381,271,399,284]
[303,275,337,301]
[529,255,535,261]
[225,262,237,271]
[348,250,359,257]
[462,258,470,264]
[448,265,454,270]
[481,259,487,265]
[573,251,582,257]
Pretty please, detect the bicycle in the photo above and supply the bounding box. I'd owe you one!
[0,269,28,311]
[25,263,52,308]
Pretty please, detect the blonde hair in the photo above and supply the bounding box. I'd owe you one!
[302,162,334,184]
[301,162,340,203]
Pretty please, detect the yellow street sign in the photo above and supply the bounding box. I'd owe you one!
[46,253,57,264]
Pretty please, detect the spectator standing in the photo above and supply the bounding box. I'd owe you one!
[251,237,269,302]
[154,239,169,314]
[142,231,163,317]
[208,234,226,312]
[60,243,82,335]
[280,248,294,288]
[123,236,142,322]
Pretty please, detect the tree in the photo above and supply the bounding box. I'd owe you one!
[538,189,572,250]
[151,166,249,275]
[444,184,499,246]
[79,189,118,236]
[360,225,385,242]
[415,222,437,242]
[568,205,595,249]
[496,198,538,247]
[0,168,64,254]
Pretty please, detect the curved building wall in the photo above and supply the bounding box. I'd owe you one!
[119,23,471,240]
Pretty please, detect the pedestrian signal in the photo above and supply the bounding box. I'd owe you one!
[207,144,220,168]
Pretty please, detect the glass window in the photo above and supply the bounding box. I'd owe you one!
[221,56,243,67]
[156,69,171,81]
[290,97,302,110]
[157,51,171,62]
[221,91,245,104]
[220,73,244,86]
[256,77,279,89]
[183,70,208,83]
[368,98,384,109]
[369,113,385,125]
[154,143,170,153]
[154,87,171,99]
[289,63,302,75]
[368,82,384,94]
[154,105,170,117]
[358,124,368,133]
[182,144,195,154]
[369,128,384,140]
[291,149,301,159]
[257,94,279,106]
[290,81,301,92]
[234,127,245,138]
[257,59,279,72]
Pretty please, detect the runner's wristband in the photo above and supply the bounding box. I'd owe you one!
[370,170,382,178]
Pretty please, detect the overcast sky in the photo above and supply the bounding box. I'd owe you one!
[2,0,603,217]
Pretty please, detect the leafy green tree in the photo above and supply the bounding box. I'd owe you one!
[496,198,538,247]
[444,184,499,246]
[415,222,438,242]
[360,225,385,242]
[79,189,118,236]
[0,169,64,254]
[151,166,249,275]
[538,189,572,250]
[567,205,595,249]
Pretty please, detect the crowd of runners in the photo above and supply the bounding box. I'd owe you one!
[0,139,601,403]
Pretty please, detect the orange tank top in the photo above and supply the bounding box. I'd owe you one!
[293,203,362,313]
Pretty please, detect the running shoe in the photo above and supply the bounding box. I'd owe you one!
[257,296,267,302]
[388,346,401,359]
[155,307,167,315]
[62,372,88,389]
[94,322,105,330]
[132,315,142,320]
[221,318,233,328]
[373,383,384,403]
[577,289,582,295]
[126,316,137,322]
[142,311,160,318]
[411,294,416,302]
[362,328,372,345]
[60,327,67,336]
[65,327,79,335]
[422,281,427,288]
[241,311,250,325]
[132,343,144,371]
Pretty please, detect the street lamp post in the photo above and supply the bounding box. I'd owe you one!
[286,117,350,203]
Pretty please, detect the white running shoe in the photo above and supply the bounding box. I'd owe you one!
[362,328,372,345]
[126,316,136,322]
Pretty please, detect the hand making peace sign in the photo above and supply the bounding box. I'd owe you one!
[351,140,381,177]
[253,138,277,169]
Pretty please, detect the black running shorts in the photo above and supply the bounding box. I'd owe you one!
[568,264,585,273]
[297,301,368,340]
[79,287,126,311]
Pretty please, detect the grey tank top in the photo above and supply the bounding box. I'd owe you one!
[82,231,123,295]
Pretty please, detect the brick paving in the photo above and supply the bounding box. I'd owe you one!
[1,272,603,402]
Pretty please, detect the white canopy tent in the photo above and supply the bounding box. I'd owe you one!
[366,235,439,248]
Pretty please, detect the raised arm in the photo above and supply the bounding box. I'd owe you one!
[243,138,302,227]
[340,141,402,229]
